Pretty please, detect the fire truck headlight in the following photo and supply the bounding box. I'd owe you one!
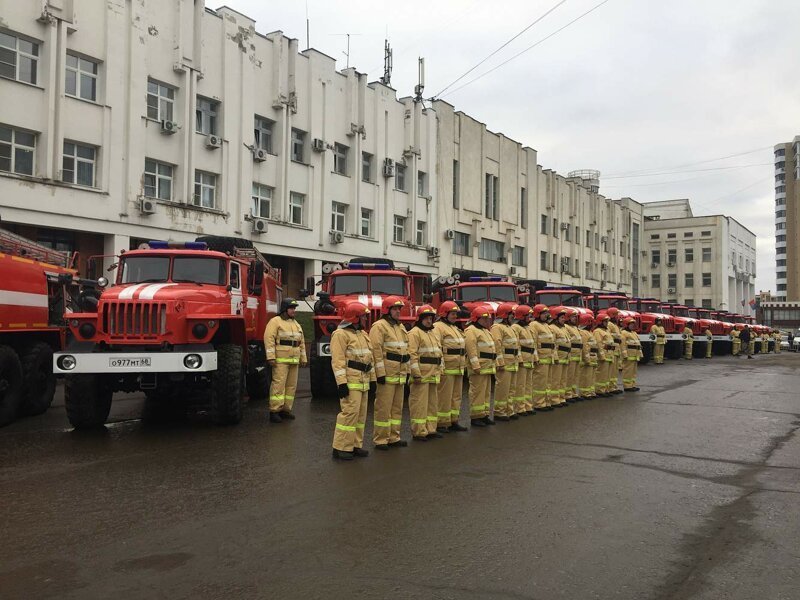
[96,277,109,289]
[78,323,96,339]
[58,355,77,371]
[192,323,209,339]
[184,354,202,369]
[649,334,656,341]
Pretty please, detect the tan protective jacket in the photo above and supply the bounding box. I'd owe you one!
[651,324,666,346]
[465,324,497,375]
[621,329,643,361]
[512,323,537,368]
[492,321,520,371]
[264,315,307,365]
[433,320,467,375]
[593,327,615,362]
[369,317,410,384]
[330,326,376,390]
[408,325,443,383]
[705,329,713,343]
[550,323,570,365]
[531,320,556,365]
[579,328,597,366]
[565,323,583,364]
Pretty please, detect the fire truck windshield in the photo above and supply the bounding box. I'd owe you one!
[639,302,660,312]
[120,256,170,283]
[596,297,629,310]
[173,257,226,285]
[672,307,689,317]
[536,292,583,307]
[459,285,517,302]
[370,275,406,296]
[330,274,406,296]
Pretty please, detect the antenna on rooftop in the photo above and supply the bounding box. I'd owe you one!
[329,33,361,69]
[380,39,393,86]
[414,57,425,102]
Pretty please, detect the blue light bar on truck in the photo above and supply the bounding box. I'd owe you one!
[468,276,504,282]
[146,241,208,250]
[347,263,391,270]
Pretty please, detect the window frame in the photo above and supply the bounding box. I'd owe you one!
[453,231,471,256]
[485,174,498,219]
[195,96,219,135]
[0,31,39,85]
[512,245,526,267]
[361,151,373,183]
[143,158,174,201]
[702,273,712,287]
[62,141,96,187]
[254,116,274,153]
[393,215,406,243]
[289,192,305,225]
[291,128,306,163]
[146,79,175,122]
[418,170,428,197]
[701,247,712,262]
[415,220,427,247]
[251,182,272,219]
[0,124,35,176]
[360,208,372,238]
[65,53,99,102]
[192,170,217,209]
[331,201,347,233]
[395,163,407,192]
[333,143,349,175]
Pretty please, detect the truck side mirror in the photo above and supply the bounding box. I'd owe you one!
[249,262,265,295]
[298,288,310,299]
[87,258,96,280]
[422,293,432,302]
[305,276,316,293]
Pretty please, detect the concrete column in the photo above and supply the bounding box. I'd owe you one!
[103,234,130,273]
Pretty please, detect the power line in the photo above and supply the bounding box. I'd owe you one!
[441,0,613,98]
[691,176,773,212]
[603,145,774,178]
[602,162,773,180]
[433,0,568,99]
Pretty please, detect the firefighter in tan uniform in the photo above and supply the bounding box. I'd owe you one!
[465,305,497,427]
[564,309,583,402]
[511,304,537,415]
[620,317,643,391]
[408,305,443,441]
[606,307,624,394]
[331,301,376,461]
[492,303,521,420]
[549,308,570,407]
[593,314,615,396]
[704,328,713,358]
[530,304,555,411]
[650,317,666,364]
[774,329,782,353]
[434,301,468,432]
[684,326,694,359]
[731,326,741,356]
[264,298,307,423]
[369,296,410,451]
[577,313,598,400]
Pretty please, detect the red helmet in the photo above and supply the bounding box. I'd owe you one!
[606,307,620,318]
[471,304,494,323]
[342,301,369,325]
[554,307,571,319]
[532,304,550,319]
[594,313,610,326]
[579,313,594,327]
[497,302,518,320]
[416,304,436,320]
[437,300,460,318]
[514,304,534,321]
[381,295,406,315]
[622,316,636,327]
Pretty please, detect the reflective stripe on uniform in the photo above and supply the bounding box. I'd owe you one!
[374,419,391,427]
[336,423,356,432]
[444,368,464,375]
[347,382,369,391]
[539,358,553,365]
[390,419,402,425]
[411,418,427,425]
[356,423,365,429]
[276,357,300,364]
[470,403,488,412]
[385,376,405,384]
[437,412,450,418]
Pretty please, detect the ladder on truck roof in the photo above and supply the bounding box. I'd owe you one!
[0,227,74,268]
[232,246,281,282]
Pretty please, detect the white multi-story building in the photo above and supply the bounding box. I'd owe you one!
[773,135,800,301]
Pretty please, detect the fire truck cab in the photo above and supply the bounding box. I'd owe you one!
[631,298,683,360]
[430,270,519,326]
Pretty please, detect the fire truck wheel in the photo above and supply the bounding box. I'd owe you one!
[19,342,57,416]
[194,236,254,254]
[0,345,24,427]
[309,356,336,400]
[64,374,113,429]
[212,344,244,425]
[246,356,270,400]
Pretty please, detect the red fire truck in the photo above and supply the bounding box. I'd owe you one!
[53,236,282,428]
[631,298,684,360]
[686,307,721,357]
[518,282,595,321]
[0,227,89,426]
[430,270,520,326]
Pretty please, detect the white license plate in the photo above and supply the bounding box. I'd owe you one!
[109,357,152,368]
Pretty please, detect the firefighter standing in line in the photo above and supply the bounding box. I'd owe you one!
[331,301,376,461]
[465,305,497,427]
[593,314,615,396]
[741,325,754,359]
[684,325,694,360]
[564,309,584,402]
[549,308,571,407]
[408,305,443,441]
[577,313,598,400]
[774,329,782,353]
[511,304,537,415]
[264,298,307,423]
[651,317,667,365]
[704,327,713,358]
[369,296,410,451]
[492,303,521,421]
[434,301,468,432]
[605,307,624,394]
[530,304,555,411]
[620,317,643,391]
[731,325,742,357]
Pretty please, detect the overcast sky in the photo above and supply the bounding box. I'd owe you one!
[226,0,799,294]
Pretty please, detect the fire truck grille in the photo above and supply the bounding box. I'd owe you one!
[102,302,167,339]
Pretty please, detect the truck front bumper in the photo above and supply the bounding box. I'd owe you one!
[54,349,218,374]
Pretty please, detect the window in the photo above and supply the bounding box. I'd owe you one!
[585,261,591,279]
[684,298,694,306]
[667,233,676,239]
[415,220,427,246]
[777,284,786,292]
[360,208,372,238]
[520,188,527,228]
[651,249,661,265]
[620,241,624,256]
[541,214,548,235]
[452,160,460,208]
[393,216,406,243]
[667,249,677,264]
[395,163,407,191]
[594,233,599,250]
[776,259,786,267]
[685,273,694,287]
[291,129,306,163]
[453,231,471,256]
[700,231,710,237]
[333,143,348,175]
[702,272,711,286]
[331,201,347,232]
[65,54,98,101]
[144,159,173,201]
[650,234,660,240]
[776,222,786,230]
[776,235,786,242]
[192,170,216,208]
[684,232,693,238]
[702,299,712,308]
[146,79,174,122]
[575,227,580,246]
[512,246,525,266]
[685,247,694,262]
[668,274,677,288]
[418,170,428,197]
[586,230,591,247]
[361,152,372,182]
[289,192,305,225]
[479,238,505,262]
[62,142,96,187]
[0,125,34,175]
[540,251,548,271]
[564,223,571,242]
[254,116,274,153]
[0,32,38,84]
[745,259,750,273]
[702,247,711,262]
[251,183,272,218]
[776,198,786,206]
[553,218,559,238]
[552,254,558,272]
[651,274,661,288]
[485,174,499,219]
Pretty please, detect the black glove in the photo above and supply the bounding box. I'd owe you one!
[337,383,349,399]
[377,376,386,385]
[368,382,377,402]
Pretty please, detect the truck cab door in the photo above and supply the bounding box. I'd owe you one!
[229,262,243,316]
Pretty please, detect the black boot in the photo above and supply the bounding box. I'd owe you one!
[495,415,510,422]
[428,431,444,439]
[388,440,408,448]
[279,410,296,420]
[449,423,468,432]
[332,449,354,461]
[413,435,429,442]
[375,444,390,451]
[269,412,282,423]
[471,418,487,427]
[352,447,369,458]
[510,413,520,420]
[436,426,450,434]
[482,416,496,425]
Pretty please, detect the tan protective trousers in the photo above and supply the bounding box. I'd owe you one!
[654,343,666,364]
[748,341,755,356]
[332,388,368,451]
[611,354,623,391]
[437,373,464,426]
[532,363,550,409]
[517,365,533,412]
[549,361,565,405]
[776,341,781,354]
[493,368,514,417]
[566,359,580,399]
[732,340,740,356]
[578,364,596,398]
[373,383,404,446]
[684,341,693,359]
[469,373,491,419]
[409,381,437,437]
[597,359,614,394]
[705,340,713,358]
[269,362,299,413]
[621,358,638,389]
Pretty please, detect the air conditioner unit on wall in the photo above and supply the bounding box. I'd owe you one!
[251,218,267,234]
[382,158,395,177]
[444,229,455,240]
[312,138,326,152]
[139,198,156,215]
[510,266,517,275]
[560,222,569,230]
[330,231,344,244]
[206,134,222,149]
[252,147,268,162]
[667,287,676,294]
[427,246,440,257]
[160,120,178,134]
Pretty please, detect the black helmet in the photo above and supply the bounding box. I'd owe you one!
[279,298,299,314]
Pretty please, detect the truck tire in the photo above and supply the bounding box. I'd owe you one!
[246,343,270,400]
[64,374,113,429]
[640,342,653,364]
[195,236,254,255]
[0,345,23,427]
[212,344,244,425]
[310,355,336,400]
[19,342,57,416]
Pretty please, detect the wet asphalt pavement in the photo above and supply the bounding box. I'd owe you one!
[1,353,800,600]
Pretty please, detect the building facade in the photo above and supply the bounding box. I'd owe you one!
[639,200,756,314]
[774,136,800,301]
